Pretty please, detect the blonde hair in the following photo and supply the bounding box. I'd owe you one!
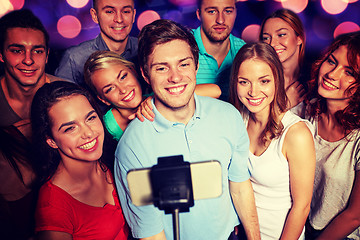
[84,50,137,95]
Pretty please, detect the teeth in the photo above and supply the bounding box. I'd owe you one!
[168,86,185,93]
[79,139,96,150]
[123,90,134,101]
[276,49,284,54]
[21,70,35,73]
[248,98,263,104]
[323,80,338,89]
[113,27,125,30]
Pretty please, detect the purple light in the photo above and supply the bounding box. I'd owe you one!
[334,21,360,38]
[57,15,82,39]
[168,0,196,7]
[137,10,161,31]
[241,24,261,43]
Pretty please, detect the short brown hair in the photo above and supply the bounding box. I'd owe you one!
[138,19,199,79]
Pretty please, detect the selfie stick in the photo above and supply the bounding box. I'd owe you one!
[150,155,194,240]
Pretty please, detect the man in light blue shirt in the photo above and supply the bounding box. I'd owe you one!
[194,0,245,101]
[114,19,260,240]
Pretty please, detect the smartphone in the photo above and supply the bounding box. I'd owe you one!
[127,160,222,206]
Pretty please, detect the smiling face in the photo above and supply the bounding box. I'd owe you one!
[46,94,105,163]
[236,58,276,116]
[261,17,302,64]
[90,63,142,110]
[318,45,357,103]
[0,27,48,88]
[142,39,197,116]
[91,0,135,44]
[197,0,236,43]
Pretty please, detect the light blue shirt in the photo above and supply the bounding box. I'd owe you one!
[115,94,250,239]
[193,27,246,101]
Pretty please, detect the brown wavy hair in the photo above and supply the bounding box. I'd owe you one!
[306,31,360,133]
[229,42,288,145]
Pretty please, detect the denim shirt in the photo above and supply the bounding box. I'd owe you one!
[55,34,138,87]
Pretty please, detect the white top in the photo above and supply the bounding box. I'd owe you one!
[308,116,360,239]
[244,111,312,239]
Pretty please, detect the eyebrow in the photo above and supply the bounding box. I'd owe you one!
[102,5,133,10]
[204,6,235,11]
[101,69,124,90]
[238,74,270,80]
[58,110,96,131]
[7,43,46,49]
[329,53,354,71]
[150,56,193,68]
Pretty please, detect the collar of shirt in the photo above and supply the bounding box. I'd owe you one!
[151,94,204,133]
[96,34,138,59]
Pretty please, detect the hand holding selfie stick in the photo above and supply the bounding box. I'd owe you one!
[150,155,194,240]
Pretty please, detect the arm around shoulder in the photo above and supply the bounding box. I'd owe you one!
[194,84,221,99]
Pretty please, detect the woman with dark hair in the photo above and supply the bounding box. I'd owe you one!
[31,81,129,239]
[260,8,307,108]
[303,31,360,240]
[229,42,315,239]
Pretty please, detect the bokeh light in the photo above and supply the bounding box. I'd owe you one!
[10,0,25,9]
[0,0,13,17]
[169,0,196,6]
[334,21,360,38]
[163,10,183,23]
[66,0,89,9]
[137,10,161,31]
[321,0,348,15]
[57,15,82,39]
[312,15,338,40]
[241,24,261,43]
[281,0,308,13]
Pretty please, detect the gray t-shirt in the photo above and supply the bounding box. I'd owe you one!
[309,116,360,239]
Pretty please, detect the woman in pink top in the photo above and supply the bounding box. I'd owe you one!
[31,81,129,240]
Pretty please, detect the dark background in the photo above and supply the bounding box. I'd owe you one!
[1,0,360,76]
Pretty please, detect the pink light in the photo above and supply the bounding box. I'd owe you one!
[66,0,89,8]
[137,10,161,31]
[334,22,360,38]
[241,24,261,43]
[10,0,24,9]
[281,0,308,13]
[321,0,348,15]
[57,15,82,39]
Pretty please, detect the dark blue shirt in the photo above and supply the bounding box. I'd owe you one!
[55,34,138,87]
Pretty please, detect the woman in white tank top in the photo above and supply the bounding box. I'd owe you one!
[229,42,316,240]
